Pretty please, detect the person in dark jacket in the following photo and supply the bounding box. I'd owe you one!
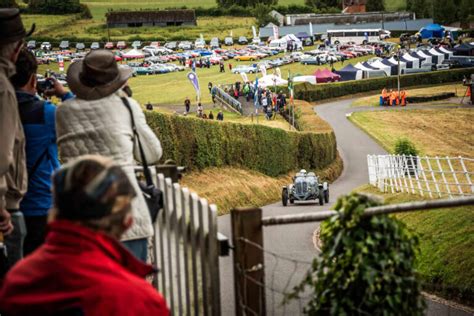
[216,110,224,121]
[0,155,170,316]
[10,48,73,256]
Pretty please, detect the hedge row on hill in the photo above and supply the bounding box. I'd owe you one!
[295,68,474,102]
[145,112,337,177]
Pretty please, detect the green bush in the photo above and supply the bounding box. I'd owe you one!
[295,68,474,102]
[145,112,337,177]
[289,193,425,315]
[28,0,82,14]
[394,138,419,156]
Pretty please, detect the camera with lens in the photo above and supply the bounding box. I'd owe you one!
[37,77,55,95]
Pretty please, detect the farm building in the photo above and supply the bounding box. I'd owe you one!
[106,10,196,28]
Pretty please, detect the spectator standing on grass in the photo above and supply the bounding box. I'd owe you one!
[0,8,34,270]
[208,81,213,93]
[219,62,225,73]
[185,96,191,113]
[0,155,170,316]
[228,63,232,71]
[261,92,268,113]
[217,110,224,121]
[55,50,162,262]
[197,102,203,117]
[11,49,73,256]
[209,111,214,119]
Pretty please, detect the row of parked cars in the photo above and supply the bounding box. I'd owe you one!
[30,36,260,53]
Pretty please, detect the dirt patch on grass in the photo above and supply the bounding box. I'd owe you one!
[181,153,343,216]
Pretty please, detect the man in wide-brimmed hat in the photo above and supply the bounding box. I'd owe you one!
[56,50,162,261]
[0,8,35,270]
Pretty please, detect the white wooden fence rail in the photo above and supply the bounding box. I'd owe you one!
[368,155,474,198]
[149,171,221,316]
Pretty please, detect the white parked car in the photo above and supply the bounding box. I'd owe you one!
[41,42,52,51]
[231,65,257,74]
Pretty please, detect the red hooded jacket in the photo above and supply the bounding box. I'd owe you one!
[0,220,169,316]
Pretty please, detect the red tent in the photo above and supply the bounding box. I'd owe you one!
[314,69,341,83]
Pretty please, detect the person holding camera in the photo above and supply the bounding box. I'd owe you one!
[10,49,73,258]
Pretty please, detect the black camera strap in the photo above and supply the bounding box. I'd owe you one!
[121,97,153,187]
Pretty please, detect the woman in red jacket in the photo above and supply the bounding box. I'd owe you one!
[0,155,169,316]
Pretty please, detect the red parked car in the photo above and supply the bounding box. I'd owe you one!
[104,42,114,49]
[117,41,127,50]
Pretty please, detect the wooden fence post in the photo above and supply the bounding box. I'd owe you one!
[231,208,266,316]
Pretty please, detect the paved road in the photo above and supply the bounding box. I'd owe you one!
[217,99,472,315]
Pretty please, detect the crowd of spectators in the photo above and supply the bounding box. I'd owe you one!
[0,9,169,315]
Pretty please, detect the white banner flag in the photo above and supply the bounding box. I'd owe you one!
[259,64,267,77]
[272,25,279,40]
[275,67,281,78]
[240,72,248,83]
[252,26,257,39]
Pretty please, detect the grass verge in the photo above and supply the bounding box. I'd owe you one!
[348,108,474,157]
[355,184,474,306]
[182,153,343,216]
[351,83,466,108]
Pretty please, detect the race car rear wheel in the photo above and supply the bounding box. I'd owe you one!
[282,188,288,206]
[324,189,329,203]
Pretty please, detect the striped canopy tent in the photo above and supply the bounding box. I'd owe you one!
[429,48,445,63]
[401,53,420,68]
[422,50,440,64]
[414,51,432,65]
[387,57,407,73]
[335,64,363,81]
[354,62,387,78]
[436,46,453,59]
[370,59,392,76]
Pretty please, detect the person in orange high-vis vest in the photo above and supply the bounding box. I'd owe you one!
[381,88,388,105]
[390,90,398,106]
[395,90,400,105]
[388,89,393,106]
[400,90,407,106]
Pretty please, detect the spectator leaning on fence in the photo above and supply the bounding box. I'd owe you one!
[0,155,170,316]
[0,8,34,271]
[55,50,162,262]
[11,48,74,256]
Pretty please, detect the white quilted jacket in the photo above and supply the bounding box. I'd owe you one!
[55,92,162,241]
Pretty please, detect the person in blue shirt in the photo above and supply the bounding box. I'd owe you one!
[10,48,73,256]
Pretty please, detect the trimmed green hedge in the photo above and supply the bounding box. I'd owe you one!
[145,112,337,177]
[295,68,474,102]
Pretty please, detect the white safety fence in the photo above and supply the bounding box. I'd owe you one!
[150,171,221,316]
[367,155,474,198]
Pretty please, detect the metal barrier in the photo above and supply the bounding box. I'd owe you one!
[151,171,221,316]
[214,86,243,114]
[367,155,474,198]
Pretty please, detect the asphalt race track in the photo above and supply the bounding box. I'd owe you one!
[217,98,472,316]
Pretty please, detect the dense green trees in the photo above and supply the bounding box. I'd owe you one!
[216,0,277,7]
[407,0,473,24]
[28,0,82,14]
[366,0,385,12]
[0,0,17,7]
[305,0,341,9]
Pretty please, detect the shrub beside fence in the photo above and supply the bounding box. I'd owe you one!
[295,67,474,102]
[145,111,337,177]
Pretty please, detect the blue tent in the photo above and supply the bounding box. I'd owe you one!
[335,64,363,81]
[420,24,445,39]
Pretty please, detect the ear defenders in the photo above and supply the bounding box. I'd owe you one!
[53,160,121,220]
